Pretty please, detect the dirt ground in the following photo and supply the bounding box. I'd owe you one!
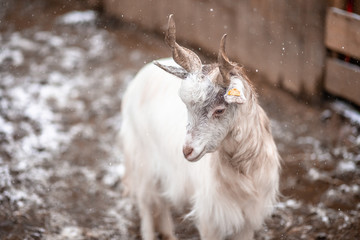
[0,1,359,239]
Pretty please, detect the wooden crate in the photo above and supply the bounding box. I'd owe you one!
[325,7,360,105]
[325,59,360,105]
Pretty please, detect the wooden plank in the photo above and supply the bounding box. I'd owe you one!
[325,58,360,105]
[302,0,327,95]
[325,7,360,59]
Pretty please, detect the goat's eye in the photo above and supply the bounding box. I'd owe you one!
[213,108,225,117]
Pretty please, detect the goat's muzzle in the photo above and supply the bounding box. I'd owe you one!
[182,145,194,159]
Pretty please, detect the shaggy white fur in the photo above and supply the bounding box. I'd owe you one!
[120,57,280,240]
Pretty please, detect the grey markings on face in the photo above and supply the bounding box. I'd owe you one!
[180,64,228,118]
[182,80,229,138]
[204,86,227,112]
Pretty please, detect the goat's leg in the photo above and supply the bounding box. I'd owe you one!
[154,201,177,240]
[198,223,222,240]
[138,198,156,240]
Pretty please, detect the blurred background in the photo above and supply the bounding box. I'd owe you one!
[0,0,359,239]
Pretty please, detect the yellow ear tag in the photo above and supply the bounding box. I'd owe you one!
[227,88,241,96]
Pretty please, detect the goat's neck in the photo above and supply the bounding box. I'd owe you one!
[217,101,268,174]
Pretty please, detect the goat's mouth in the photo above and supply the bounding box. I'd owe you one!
[186,148,206,162]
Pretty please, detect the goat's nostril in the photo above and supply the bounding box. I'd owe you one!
[183,146,193,158]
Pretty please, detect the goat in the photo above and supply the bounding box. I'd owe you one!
[120,14,280,240]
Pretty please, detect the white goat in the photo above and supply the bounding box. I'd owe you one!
[120,15,280,240]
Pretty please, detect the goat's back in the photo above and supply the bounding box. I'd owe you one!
[120,58,199,206]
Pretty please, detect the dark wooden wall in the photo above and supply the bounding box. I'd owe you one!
[102,0,360,105]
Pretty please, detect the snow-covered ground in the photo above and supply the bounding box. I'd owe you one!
[0,1,359,239]
[0,4,143,239]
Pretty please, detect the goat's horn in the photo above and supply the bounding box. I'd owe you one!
[217,34,234,86]
[165,14,176,49]
[165,14,201,73]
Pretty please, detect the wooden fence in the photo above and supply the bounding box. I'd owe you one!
[101,0,360,106]
[325,7,360,105]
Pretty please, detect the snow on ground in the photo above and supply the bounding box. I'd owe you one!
[0,10,142,238]
[56,10,98,25]
[332,100,360,126]
[1,2,359,239]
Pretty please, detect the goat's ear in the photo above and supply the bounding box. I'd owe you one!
[154,61,188,79]
[224,77,247,104]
